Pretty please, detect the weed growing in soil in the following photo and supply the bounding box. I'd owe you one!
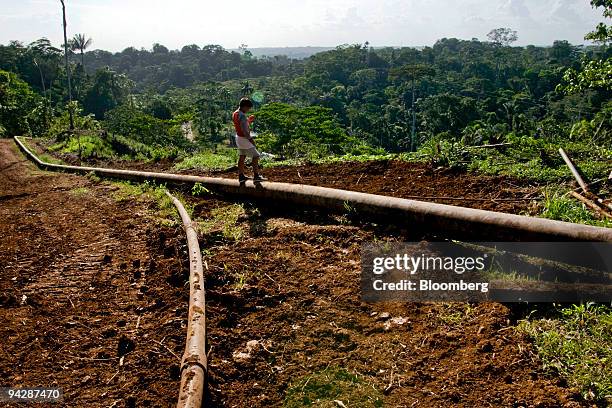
[438,303,474,327]
[111,181,181,224]
[540,189,612,227]
[191,182,211,196]
[70,187,89,197]
[518,303,612,404]
[284,367,383,408]
[197,204,245,242]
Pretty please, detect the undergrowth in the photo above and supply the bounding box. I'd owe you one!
[174,147,238,171]
[47,133,180,162]
[111,181,185,225]
[540,189,612,228]
[518,303,612,405]
[284,367,383,407]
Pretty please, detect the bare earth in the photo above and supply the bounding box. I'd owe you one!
[1,139,586,407]
[0,139,184,407]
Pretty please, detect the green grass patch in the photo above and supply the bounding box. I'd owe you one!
[175,147,238,171]
[197,203,245,241]
[48,134,115,159]
[540,189,612,228]
[173,145,417,171]
[284,367,383,407]
[260,151,419,169]
[467,137,612,183]
[111,181,180,225]
[70,187,90,197]
[518,303,612,404]
[19,137,65,165]
[483,269,539,283]
[38,152,65,165]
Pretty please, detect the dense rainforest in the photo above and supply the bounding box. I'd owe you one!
[0,1,610,180]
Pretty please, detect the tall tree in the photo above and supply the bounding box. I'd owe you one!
[71,33,93,67]
[487,28,518,46]
[83,68,133,119]
[559,0,612,94]
[59,0,74,130]
[389,64,435,151]
[487,28,518,85]
[585,0,612,44]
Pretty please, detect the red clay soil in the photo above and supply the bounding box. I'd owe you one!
[207,161,542,214]
[188,198,586,408]
[9,139,585,407]
[0,139,186,407]
[40,139,541,214]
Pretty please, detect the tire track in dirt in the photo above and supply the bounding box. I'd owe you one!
[0,139,186,407]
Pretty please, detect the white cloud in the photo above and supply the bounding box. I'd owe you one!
[0,0,605,51]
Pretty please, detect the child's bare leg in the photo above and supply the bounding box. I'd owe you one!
[252,156,260,176]
[238,155,246,175]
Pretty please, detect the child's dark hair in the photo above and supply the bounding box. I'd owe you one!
[239,98,254,108]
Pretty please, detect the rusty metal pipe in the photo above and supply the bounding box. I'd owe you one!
[14,136,612,241]
[165,191,207,408]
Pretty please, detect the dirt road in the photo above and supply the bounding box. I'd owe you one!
[0,139,183,407]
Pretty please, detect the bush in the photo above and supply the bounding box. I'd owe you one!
[0,70,49,137]
[104,104,188,148]
[47,102,101,140]
[255,102,355,155]
[519,304,612,404]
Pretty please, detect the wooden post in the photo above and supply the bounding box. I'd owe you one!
[559,148,589,193]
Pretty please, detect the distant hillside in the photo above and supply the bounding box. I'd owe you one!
[230,47,335,59]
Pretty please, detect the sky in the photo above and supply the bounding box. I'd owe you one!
[0,0,605,52]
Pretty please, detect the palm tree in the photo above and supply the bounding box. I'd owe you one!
[71,33,92,68]
[59,0,74,131]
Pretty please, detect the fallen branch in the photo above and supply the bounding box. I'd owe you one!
[559,148,589,193]
[570,191,612,219]
[572,177,607,192]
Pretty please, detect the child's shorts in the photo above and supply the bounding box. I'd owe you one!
[238,147,260,158]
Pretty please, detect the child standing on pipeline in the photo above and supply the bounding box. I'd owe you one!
[233,98,266,182]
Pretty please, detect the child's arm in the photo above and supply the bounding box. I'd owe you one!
[241,114,256,146]
[240,114,251,139]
